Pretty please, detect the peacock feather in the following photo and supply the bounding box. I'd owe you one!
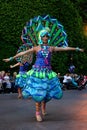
[21,15,68,47]
[16,43,33,64]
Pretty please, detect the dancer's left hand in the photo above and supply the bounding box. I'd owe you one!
[3,58,10,62]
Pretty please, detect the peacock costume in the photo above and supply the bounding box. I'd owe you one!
[15,61,29,89]
[20,15,68,102]
[15,43,33,89]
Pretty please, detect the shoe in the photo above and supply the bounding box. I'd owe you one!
[36,115,42,122]
[42,112,47,116]
[36,112,42,122]
[18,94,22,99]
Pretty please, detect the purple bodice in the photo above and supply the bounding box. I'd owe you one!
[33,46,52,69]
[35,51,51,66]
[19,62,29,72]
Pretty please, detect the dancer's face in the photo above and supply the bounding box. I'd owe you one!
[41,35,49,44]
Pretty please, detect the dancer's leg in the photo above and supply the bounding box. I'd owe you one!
[35,102,42,122]
[41,101,46,115]
[18,87,22,98]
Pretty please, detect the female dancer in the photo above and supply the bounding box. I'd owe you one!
[10,60,30,99]
[3,28,84,122]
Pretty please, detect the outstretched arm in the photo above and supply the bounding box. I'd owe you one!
[10,62,20,68]
[52,47,84,52]
[3,47,34,62]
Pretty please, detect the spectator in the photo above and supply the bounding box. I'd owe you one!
[0,72,3,93]
[63,73,72,89]
[1,70,6,93]
[11,72,18,93]
[3,72,11,93]
[68,64,75,74]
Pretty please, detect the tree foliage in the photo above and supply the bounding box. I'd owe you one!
[0,0,87,74]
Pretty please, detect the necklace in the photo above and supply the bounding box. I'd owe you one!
[41,45,49,58]
[41,45,50,64]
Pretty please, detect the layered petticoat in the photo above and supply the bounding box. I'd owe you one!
[15,62,30,88]
[15,72,27,88]
[22,65,63,102]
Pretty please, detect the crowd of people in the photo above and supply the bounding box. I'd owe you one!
[58,73,87,90]
[0,70,18,94]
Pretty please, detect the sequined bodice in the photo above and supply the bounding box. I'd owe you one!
[34,46,51,67]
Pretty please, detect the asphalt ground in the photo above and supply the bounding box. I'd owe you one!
[0,89,87,130]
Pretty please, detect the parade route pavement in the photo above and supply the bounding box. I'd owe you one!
[0,89,87,130]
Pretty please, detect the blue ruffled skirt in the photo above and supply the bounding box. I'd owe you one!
[22,69,63,102]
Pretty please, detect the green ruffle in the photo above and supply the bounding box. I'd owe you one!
[27,69,57,79]
[22,74,27,78]
[16,74,20,78]
[27,69,34,76]
[16,74,27,78]
[47,72,56,79]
